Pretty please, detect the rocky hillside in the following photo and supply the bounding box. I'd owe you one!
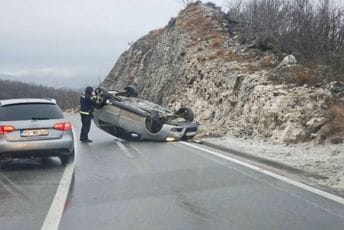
[102,2,344,144]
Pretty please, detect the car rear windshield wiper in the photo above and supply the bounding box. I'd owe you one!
[31,117,50,120]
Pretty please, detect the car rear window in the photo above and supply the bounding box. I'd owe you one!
[0,103,64,121]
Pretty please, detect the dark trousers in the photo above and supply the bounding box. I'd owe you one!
[80,114,92,141]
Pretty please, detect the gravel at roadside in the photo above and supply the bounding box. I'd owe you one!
[202,136,344,193]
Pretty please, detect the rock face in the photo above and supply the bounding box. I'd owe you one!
[102,2,343,144]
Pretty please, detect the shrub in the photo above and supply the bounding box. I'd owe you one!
[226,0,344,78]
[177,0,198,7]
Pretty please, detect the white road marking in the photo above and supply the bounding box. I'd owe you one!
[0,179,12,192]
[181,142,344,206]
[0,173,23,192]
[116,141,135,158]
[0,173,29,199]
[40,162,75,230]
[130,143,141,154]
[41,130,77,230]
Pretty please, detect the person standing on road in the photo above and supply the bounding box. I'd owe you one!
[80,86,96,143]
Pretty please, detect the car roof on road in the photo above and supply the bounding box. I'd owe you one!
[0,98,57,106]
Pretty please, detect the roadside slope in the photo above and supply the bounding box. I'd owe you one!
[102,2,343,144]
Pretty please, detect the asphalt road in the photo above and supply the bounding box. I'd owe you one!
[0,157,65,230]
[59,116,344,230]
[1,114,344,230]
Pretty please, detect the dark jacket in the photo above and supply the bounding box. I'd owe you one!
[80,93,96,116]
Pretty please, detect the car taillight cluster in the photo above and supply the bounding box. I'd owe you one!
[0,125,15,135]
[53,122,72,131]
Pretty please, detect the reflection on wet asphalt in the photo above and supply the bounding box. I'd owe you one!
[0,158,65,230]
[60,115,344,230]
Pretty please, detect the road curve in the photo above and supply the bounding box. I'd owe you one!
[59,115,344,230]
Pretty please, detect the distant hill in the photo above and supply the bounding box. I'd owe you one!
[0,73,101,90]
[0,79,80,110]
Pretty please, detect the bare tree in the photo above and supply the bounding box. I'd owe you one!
[225,0,344,77]
[176,0,197,7]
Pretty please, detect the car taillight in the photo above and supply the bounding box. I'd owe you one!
[53,122,72,131]
[0,125,15,135]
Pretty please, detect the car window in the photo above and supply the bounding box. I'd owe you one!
[0,103,64,121]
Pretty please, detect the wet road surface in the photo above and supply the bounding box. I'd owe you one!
[0,158,65,230]
[59,116,344,230]
[1,114,343,230]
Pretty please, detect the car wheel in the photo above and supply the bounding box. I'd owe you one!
[145,110,163,133]
[94,87,109,109]
[175,107,194,122]
[59,151,74,166]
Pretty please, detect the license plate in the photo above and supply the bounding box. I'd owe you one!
[186,131,197,136]
[21,129,49,137]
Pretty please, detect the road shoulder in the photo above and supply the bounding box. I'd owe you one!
[197,136,344,197]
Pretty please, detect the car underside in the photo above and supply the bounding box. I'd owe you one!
[93,86,199,141]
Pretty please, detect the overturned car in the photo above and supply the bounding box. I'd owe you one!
[93,86,199,141]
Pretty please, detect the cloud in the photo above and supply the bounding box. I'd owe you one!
[0,0,225,88]
[7,67,84,79]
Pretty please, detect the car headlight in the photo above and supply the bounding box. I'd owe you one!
[166,137,176,142]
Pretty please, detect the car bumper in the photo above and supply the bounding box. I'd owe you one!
[141,123,199,141]
[0,134,74,159]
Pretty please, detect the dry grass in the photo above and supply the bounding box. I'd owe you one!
[331,103,344,128]
[243,63,261,73]
[148,29,163,40]
[177,5,218,42]
[208,50,224,60]
[185,41,198,48]
[260,56,275,68]
[202,48,253,63]
[205,31,225,48]
[269,65,322,86]
[216,49,225,56]
[196,21,214,36]
[210,36,225,48]
[273,66,318,86]
[205,31,222,40]
[292,67,317,86]
[223,50,238,62]
[322,102,344,142]
[178,11,209,33]
[179,2,200,15]
[177,3,229,53]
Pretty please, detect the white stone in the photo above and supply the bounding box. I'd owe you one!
[276,55,297,69]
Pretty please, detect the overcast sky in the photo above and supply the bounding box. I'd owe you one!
[0,0,226,88]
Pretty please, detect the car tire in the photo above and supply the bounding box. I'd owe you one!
[59,151,74,166]
[94,87,109,109]
[175,107,194,122]
[145,110,163,133]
